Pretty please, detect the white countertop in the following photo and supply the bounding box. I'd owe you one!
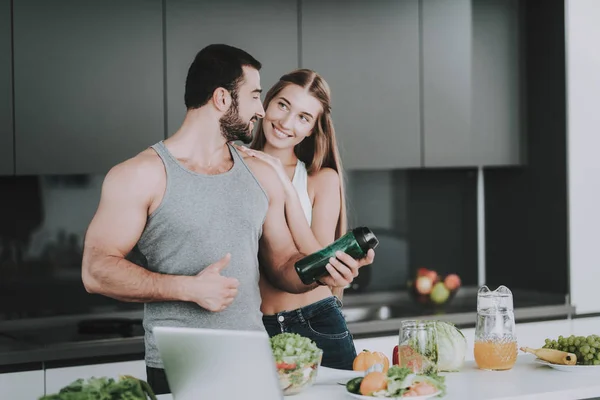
[157,355,600,400]
[291,355,600,400]
[156,317,600,400]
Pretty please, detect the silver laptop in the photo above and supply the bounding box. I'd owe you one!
[153,326,283,400]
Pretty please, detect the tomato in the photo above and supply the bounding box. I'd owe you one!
[276,362,297,370]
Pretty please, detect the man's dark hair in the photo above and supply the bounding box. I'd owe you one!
[184,44,262,110]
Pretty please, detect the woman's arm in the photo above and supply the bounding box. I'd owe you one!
[282,168,341,255]
[235,145,349,298]
[234,145,340,253]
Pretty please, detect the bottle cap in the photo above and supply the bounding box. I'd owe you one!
[353,227,379,254]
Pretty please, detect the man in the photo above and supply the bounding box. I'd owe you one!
[81,44,374,394]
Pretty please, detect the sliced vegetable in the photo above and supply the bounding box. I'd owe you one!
[359,371,388,396]
[347,365,447,398]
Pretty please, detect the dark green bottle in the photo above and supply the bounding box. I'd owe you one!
[295,227,379,285]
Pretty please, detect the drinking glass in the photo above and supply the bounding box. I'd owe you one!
[398,320,438,374]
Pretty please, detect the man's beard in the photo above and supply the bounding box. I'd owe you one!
[219,95,255,144]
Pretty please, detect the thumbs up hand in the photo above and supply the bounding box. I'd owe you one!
[188,254,240,312]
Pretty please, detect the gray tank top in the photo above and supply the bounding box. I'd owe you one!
[135,141,269,368]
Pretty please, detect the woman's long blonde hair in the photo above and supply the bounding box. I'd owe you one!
[252,70,348,298]
[251,69,348,240]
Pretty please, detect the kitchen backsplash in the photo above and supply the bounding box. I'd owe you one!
[0,168,479,321]
[345,168,478,294]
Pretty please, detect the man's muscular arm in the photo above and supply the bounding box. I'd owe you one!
[82,153,238,311]
[82,156,188,301]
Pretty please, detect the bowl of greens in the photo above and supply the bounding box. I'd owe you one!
[270,333,323,395]
[39,375,157,400]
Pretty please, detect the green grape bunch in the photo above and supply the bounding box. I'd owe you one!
[543,334,600,366]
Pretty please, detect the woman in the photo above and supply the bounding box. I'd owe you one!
[236,69,358,370]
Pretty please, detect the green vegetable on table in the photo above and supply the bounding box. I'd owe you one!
[270,333,322,395]
[270,332,322,367]
[435,321,467,372]
[345,377,363,394]
[39,375,157,400]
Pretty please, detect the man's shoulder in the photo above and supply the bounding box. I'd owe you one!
[103,148,165,194]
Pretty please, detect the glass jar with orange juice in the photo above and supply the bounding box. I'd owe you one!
[474,285,518,371]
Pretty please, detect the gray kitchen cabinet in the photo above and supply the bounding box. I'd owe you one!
[302,0,421,170]
[471,0,522,166]
[165,0,298,136]
[13,0,164,175]
[422,0,472,168]
[422,0,522,167]
[0,0,12,175]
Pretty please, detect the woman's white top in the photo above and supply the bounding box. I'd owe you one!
[291,160,313,226]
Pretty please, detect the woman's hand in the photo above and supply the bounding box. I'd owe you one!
[234,144,290,186]
[319,249,376,288]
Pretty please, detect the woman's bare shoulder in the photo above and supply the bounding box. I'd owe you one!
[308,167,340,200]
[310,167,339,185]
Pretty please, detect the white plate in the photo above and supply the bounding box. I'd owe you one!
[315,366,364,385]
[534,358,600,372]
[337,376,364,386]
[346,390,442,399]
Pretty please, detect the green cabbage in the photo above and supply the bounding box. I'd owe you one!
[435,321,467,372]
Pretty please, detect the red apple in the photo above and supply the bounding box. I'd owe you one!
[444,274,461,291]
[415,275,433,295]
[416,267,438,282]
[425,270,438,283]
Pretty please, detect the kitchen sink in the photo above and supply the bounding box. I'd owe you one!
[341,305,394,323]
[340,306,376,323]
[340,287,571,326]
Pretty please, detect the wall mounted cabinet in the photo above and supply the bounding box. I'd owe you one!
[423,0,523,167]
[13,0,164,175]
[303,0,522,170]
[301,0,421,169]
[5,0,523,173]
[165,0,298,136]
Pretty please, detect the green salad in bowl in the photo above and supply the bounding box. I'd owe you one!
[270,333,323,395]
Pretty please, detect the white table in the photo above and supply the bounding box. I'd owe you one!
[157,355,600,400]
[298,355,600,400]
[155,317,600,400]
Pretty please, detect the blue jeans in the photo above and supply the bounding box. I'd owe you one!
[262,296,357,370]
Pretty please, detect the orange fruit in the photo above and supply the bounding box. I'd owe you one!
[359,371,388,396]
[353,350,390,373]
